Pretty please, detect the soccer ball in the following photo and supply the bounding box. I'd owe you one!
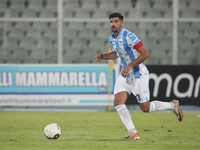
[44,123,61,139]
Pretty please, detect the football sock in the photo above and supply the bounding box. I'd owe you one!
[115,104,137,134]
[149,101,174,112]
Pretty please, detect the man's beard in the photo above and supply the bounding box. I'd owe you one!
[111,26,118,33]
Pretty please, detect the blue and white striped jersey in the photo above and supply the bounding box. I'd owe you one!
[109,28,149,79]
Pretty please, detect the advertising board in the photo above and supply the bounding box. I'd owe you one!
[0,64,117,110]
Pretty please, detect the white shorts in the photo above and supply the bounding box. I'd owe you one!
[114,75,150,103]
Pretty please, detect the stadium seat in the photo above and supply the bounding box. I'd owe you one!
[21,9,37,18]
[124,22,139,30]
[9,0,26,10]
[45,0,57,10]
[151,0,170,11]
[88,37,105,50]
[27,0,44,11]
[15,22,32,31]
[63,28,78,40]
[2,37,19,50]
[158,37,172,52]
[178,37,193,49]
[63,48,81,63]
[193,37,200,48]
[99,1,115,11]
[127,9,144,18]
[182,28,200,39]
[32,22,49,32]
[70,38,87,50]
[159,56,172,65]
[80,48,98,63]
[157,38,172,65]
[81,0,98,10]
[63,37,71,48]
[156,22,172,37]
[102,22,111,29]
[138,23,156,32]
[44,47,57,58]
[19,37,36,50]
[190,22,200,30]
[43,28,57,40]
[49,22,57,29]
[123,23,146,40]
[178,22,191,34]
[26,28,42,39]
[179,0,188,11]
[2,22,15,33]
[143,37,158,51]
[144,56,158,65]
[91,9,108,18]
[67,22,85,31]
[188,0,200,10]
[0,0,7,11]
[8,28,25,39]
[179,8,198,18]
[117,0,134,12]
[0,53,7,63]
[135,0,151,10]
[85,22,103,30]
[5,47,26,64]
[3,9,20,18]
[78,28,94,40]
[63,9,74,18]
[23,48,44,63]
[162,9,172,18]
[146,28,165,39]
[143,9,162,18]
[63,0,80,11]
[96,28,111,40]
[36,38,53,49]
[178,48,195,64]
[39,9,57,18]
[74,9,90,18]
[13,47,28,58]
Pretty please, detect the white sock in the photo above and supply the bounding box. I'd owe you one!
[115,104,137,134]
[149,101,174,112]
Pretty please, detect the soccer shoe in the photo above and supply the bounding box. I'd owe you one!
[121,133,140,140]
[171,100,183,122]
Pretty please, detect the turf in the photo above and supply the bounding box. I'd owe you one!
[0,111,200,150]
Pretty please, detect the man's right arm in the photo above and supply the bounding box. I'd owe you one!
[95,51,118,62]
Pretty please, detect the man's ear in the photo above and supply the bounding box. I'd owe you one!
[121,21,124,26]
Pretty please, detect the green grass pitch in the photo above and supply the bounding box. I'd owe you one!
[0,111,200,150]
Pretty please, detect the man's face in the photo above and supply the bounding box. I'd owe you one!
[110,17,124,33]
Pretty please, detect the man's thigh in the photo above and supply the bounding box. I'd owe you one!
[131,75,150,103]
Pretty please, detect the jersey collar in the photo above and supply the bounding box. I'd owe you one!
[111,28,124,39]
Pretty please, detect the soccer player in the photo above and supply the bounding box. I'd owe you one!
[95,12,183,140]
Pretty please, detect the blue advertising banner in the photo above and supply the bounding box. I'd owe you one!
[0,65,115,94]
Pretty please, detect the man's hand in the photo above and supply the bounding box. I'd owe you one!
[95,53,103,62]
[121,64,132,78]
[95,51,118,62]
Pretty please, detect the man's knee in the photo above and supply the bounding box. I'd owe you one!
[113,95,123,107]
[113,92,129,107]
[140,107,150,112]
[139,101,150,112]
[113,99,121,107]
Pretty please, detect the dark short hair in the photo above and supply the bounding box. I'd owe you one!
[109,12,124,21]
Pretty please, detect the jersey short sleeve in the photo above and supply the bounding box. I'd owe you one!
[127,32,143,50]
